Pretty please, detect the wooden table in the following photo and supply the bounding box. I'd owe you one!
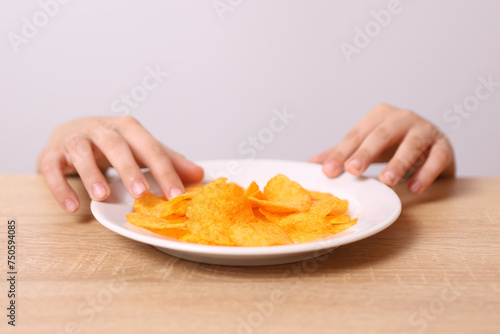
[1,175,499,334]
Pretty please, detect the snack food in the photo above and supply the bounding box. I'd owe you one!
[126,174,357,246]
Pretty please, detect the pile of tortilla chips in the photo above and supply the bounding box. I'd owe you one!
[126,174,357,246]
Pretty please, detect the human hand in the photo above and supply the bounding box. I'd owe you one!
[309,103,455,193]
[37,116,204,212]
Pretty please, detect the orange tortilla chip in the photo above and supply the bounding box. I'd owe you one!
[258,209,289,223]
[186,181,255,245]
[148,228,189,239]
[174,202,190,216]
[244,181,260,197]
[248,197,300,213]
[152,193,193,217]
[330,220,357,234]
[126,212,187,229]
[185,184,205,193]
[309,193,341,217]
[328,199,348,216]
[326,214,352,225]
[228,222,275,247]
[180,232,213,245]
[249,221,293,245]
[262,174,312,212]
[134,193,166,216]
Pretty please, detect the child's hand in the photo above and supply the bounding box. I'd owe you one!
[309,103,455,194]
[37,116,204,213]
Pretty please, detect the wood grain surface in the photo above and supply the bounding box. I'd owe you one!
[1,175,499,334]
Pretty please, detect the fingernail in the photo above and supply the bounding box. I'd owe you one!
[324,161,340,175]
[132,181,147,197]
[409,180,421,193]
[383,170,397,186]
[347,158,362,172]
[64,199,78,213]
[169,187,184,199]
[92,183,107,199]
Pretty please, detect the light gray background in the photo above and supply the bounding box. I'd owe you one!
[1,0,499,175]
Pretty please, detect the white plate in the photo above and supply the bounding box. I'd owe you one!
[91,159,401,266]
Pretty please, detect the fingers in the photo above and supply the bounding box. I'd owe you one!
[39,151,80,213]
[115,117,185,200]
[65,136,110,201]
[406,136,454,194]
[379,124,436,187]
[319,130,368,178]
[315,103,455,194]
[343,115,414,176]
[318,104,398,177]
[88,125,151,199]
